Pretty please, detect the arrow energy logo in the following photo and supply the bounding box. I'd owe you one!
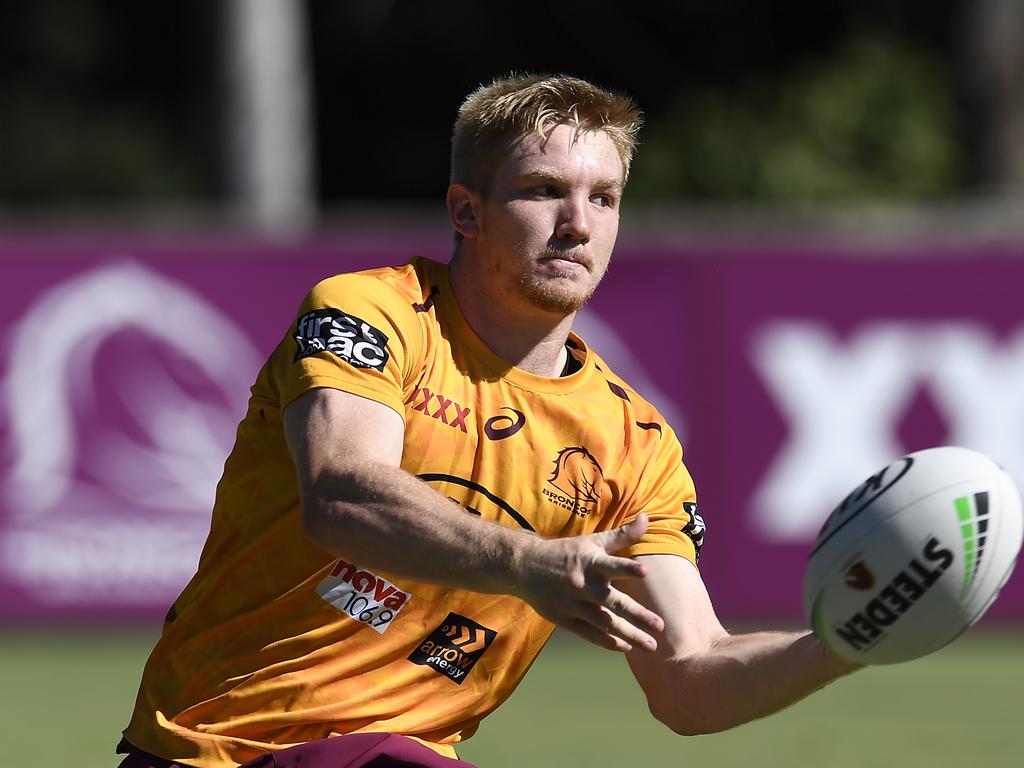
[408,612,497,684]
[955,492,990,599]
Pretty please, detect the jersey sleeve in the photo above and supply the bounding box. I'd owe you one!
[613,426,704,566]
[269,273,424,418]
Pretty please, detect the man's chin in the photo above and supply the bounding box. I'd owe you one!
[519,276,596,315]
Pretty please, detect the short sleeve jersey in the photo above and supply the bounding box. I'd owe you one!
[124,258,703,767]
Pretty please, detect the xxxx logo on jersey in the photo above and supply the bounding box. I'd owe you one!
[406,386,471,433]
[408,612,497,684]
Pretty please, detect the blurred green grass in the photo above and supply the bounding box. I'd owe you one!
[2,627,1019,767]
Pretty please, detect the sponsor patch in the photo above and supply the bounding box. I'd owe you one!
[293,308,390,372]
[682,501,706,561]
[408,612,497,684]
[317,559,412,634]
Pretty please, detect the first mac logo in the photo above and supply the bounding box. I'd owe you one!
[409,613,497,684]
[293,308,389,372]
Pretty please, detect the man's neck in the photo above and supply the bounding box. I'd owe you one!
[449,259,575,378]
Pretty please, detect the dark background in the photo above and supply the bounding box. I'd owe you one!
[1,0,999,213]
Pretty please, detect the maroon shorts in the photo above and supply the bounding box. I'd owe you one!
[115,734,478,768]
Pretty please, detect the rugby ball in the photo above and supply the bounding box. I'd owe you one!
[804,446,1023,665]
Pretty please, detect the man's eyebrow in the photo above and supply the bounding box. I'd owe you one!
[519,169,623,192]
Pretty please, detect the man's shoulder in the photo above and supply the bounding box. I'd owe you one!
[583,346,677,444]
[310,258,443,308]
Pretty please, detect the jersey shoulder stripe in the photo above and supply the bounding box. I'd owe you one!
[587,348,671,446]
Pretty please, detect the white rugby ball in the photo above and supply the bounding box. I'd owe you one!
[804,446,1023,665]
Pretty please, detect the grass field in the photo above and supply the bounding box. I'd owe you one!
[3,627,1019,767]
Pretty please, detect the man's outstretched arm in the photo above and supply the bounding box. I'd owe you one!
[283,386,664,653]
[621,554,860,736]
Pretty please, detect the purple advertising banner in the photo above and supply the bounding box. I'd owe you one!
[1,234,1022,626]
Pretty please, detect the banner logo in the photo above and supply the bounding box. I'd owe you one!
[1,261,260,607]
[750,322,1024,543]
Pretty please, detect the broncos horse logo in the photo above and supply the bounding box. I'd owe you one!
[547,446,604,514]
[844,561,876,591]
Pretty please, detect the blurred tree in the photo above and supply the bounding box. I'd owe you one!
[0,0,217,208]
[630,36,961,202]
[0,0,1000,213]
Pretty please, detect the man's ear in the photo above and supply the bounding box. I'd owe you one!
[447,184,481,239]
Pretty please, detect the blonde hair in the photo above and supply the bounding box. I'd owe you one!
[450,73,643,194]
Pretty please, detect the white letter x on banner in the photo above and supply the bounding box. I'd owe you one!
[749,322,920,541]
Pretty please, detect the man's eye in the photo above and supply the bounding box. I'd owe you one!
[592,194,613,207]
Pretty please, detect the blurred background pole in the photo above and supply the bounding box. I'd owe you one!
[965,0,1024,193]
[224,0,317,235]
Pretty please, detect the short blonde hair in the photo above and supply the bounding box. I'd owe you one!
[450,73,643,194]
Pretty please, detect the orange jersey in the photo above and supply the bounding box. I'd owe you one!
[124,258,702,767]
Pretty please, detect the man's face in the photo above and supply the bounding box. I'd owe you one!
[471,123,624,316]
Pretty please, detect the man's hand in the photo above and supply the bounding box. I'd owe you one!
[511,513,664,653]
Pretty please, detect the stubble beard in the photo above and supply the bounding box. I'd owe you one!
[517,250,609,315]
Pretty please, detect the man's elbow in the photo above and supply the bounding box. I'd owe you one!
[298,481,359,552]
[298,466,362,535]
[300,499,334,546]
[648,698,720,737]
[642,673,733,737]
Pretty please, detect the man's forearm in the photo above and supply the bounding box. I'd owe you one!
[648,630,858,735]
[301,458,663,652]
[301,458,527,596]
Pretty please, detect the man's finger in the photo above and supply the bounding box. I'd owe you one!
[590,553,646,580]
[602,586,665,635]
[596,512,649,555]
[577,605,658,652]
[566,619,633,653]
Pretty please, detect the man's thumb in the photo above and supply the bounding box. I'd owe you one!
[601,512,649,553]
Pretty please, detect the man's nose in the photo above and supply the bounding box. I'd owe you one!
[555,195,591,244]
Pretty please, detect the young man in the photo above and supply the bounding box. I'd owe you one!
[119,74,857,768]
